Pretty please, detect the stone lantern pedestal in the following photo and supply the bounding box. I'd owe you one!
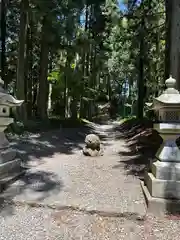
[0,78,24,192]
[141,76,180,215]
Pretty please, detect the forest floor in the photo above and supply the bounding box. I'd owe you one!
[0,120,179,239]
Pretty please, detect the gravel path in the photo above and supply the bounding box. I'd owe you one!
[0,121,180,239]
[2,122,146,216]
[0,205,180,240]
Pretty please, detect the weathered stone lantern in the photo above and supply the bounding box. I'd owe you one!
[0,78,24,189]
[141,76,180,215]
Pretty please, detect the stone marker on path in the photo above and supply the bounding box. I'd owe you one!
[0,77,24,191]
[141,76,180,215]
[83,134,104,157]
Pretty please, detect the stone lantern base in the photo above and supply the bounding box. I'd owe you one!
[0,78,25,191]
[0,131,25,192]
[141,123,180,215]
[141,180,180,216]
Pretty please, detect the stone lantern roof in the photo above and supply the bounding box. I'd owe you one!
[153,76,180,110]
[0,77,24,107]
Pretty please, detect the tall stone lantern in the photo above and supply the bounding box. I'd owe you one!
[0,78,24,190]
[141,76,180,215]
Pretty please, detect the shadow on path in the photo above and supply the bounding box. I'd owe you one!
[0,121,114,216]
[8,122,111,166]
[0,170,63,217]
[8,126,93,165]
[112,118,162,178]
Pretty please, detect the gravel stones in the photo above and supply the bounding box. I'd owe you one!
[1,205,180,240]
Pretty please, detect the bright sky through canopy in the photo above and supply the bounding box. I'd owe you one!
[118,0,142,11]
[118,1,127,12]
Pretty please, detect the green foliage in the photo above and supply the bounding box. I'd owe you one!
[48,71,61,82]
[121,116,136,124]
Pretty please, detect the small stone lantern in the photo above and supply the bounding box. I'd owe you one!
[0,78,24,187]
[141,76,180,214]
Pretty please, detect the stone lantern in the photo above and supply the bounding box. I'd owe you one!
[0,78,24,190]
[141,76,180,215]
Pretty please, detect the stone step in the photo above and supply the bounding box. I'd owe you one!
[0,169,26,193]
[0,158,22,180]
[146,172,180,199]
[152,161,180,181]
[141,180,180,216]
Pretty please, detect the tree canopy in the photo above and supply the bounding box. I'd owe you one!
[0,0,169,122]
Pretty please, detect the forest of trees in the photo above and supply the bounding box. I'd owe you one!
[0,0,173,123]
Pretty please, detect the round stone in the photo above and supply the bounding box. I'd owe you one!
[85,134,101,150]
[83,146,104,157]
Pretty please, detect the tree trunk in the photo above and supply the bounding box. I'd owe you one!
[155,22,160,95]
[47,52,53,117]
[0,0,7,87]
[64,74,69,118]
[63,53,71,119]
[26,14,33,118]
[37,16,50,120]
[80,4,89,119]
[48,83,52,116]
[107,74,112,101]
[79,52,86,118]
[70,98,78,120]
[88,41,97,119]
[169,0,180,89]
[164,0,172,80]
[16,0,28,120]
[137,17,145,119]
